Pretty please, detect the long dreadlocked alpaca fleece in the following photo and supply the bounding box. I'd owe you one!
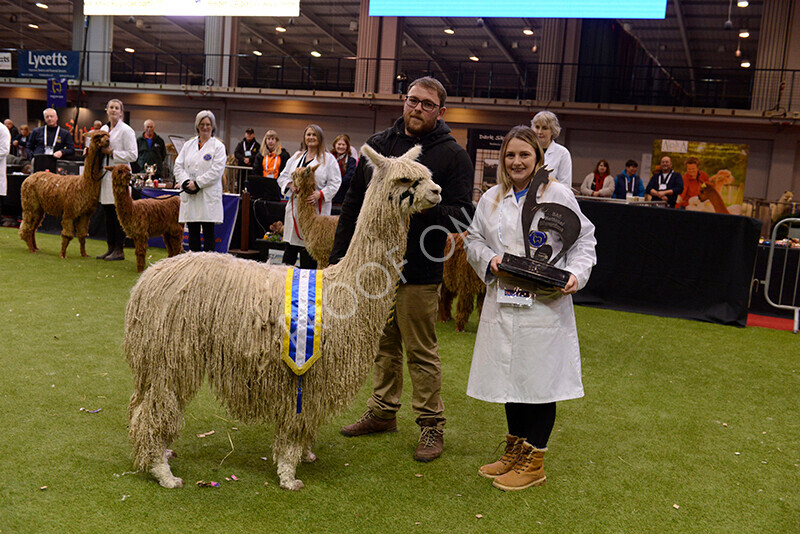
[109,165,183,272]
[291,164,339,268]
[125,144,441,491]
[19,131,110,257]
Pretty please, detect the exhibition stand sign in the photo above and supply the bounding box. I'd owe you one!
[18,51,80,80]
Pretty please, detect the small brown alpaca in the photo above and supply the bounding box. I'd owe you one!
[698,182,730,214]
[770,191,794,223]
[291,164,338,268]
[19,131,110,257]
[109,165,184,272]
[438,232,485,331]
[223,154,238,193]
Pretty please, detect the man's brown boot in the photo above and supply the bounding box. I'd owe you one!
[492,441,547,491]
[413,420,443,462]
[479,434,524,479]
[340,409,397,437]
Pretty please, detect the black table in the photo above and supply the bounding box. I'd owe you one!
[573,200,762,327]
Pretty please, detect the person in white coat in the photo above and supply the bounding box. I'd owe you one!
[531,111,572,189]
[0,121,10,222]
[174,110,227,252]
[97,99,138,261]
[464,125,596,491]
[277,124,341,268]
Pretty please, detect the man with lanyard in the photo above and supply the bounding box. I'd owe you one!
[234,128,260,168]
[135,119,167,179]
[27,108,75,173]
[330,76,474,462]
[646,156,683,208]
[613,159,645,199]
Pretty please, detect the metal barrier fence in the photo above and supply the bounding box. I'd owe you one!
[764,218,800,333]
[4,48,800,112]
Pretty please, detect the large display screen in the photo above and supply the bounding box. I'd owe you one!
[84,0,299,16]
[369,0,666,18]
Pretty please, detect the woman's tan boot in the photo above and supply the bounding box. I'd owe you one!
[479,434,524,479]
[492,441,547,490]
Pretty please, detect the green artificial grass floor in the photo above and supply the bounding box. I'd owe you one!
[1,227,798,533]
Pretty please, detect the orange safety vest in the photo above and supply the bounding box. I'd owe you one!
[262,153,281,178]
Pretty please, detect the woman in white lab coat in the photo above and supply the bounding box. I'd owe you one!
[531,110,572,189]
[97,99,138,261]
[174,110,227,252]
[277,124,341,268]
[464,125,596,491]
[0,121,10,221]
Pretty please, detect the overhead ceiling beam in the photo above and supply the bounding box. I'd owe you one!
[239,22,308,73]
[0,21,64,50]
[672,0,697,94]
[401,27,452,86]
[478,18,524,83]
[162,17,206,43]
[112,24,189,65]
[299,9,357,56]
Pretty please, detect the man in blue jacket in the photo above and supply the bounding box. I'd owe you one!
[331,77,474,462]
[613,160,645,199]
[27,108,75,172]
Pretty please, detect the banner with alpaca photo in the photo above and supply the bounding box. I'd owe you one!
[652,139,749,215]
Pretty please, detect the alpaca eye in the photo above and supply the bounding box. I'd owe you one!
[397,177,412,184]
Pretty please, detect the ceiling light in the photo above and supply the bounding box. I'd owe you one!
[523,28,533,36]
[35,2,48,8]
[735,41,742,57]
[253,50,262,56]
[28,23,38,29]
[531,44,538,53]
[124,47,135,53]
[444,28,454,35]
[349,21,358,31]
[738,29,750,38]
[737,0,748,6]
[740,60,751,68]
[469,55,479,62]
[275,26,287,32]
[310,50,321,58]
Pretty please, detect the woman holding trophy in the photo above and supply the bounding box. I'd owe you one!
[464,125,596,491]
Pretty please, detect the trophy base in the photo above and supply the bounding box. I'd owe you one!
[497,253,571,288]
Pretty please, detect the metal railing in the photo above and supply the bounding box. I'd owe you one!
[4,48,800,112]
[764,218,800,333]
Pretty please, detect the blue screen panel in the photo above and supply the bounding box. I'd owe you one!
[369,0,666,19]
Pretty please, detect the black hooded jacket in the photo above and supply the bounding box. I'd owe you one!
[329,117,475,285]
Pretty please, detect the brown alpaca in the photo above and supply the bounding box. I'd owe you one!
[19,131,110,257]
[223,154,238,192]
[438,232,485,331]
[698,182,730,214]
[109,165,184,272]
[770,191,794,223]
[291,164,338,268]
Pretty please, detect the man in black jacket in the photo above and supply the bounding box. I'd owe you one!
[135,119,167,179]
[233,128,260,168]
[334,77,474,462]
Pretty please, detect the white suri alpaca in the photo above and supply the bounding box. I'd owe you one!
[125,145,441,491]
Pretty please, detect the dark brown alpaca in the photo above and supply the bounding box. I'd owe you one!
[438,232,485,331]
[19,131,110,257]
[291,164,338,268]
[109,165,184,272]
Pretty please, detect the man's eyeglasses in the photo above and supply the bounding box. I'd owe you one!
[404,95,440,112]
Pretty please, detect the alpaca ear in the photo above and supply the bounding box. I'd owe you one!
[401,144,423,162]
[104,165,114,171]
[310,163,320,173]
[361,144,387,173]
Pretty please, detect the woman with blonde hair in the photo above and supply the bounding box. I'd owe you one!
[330,134,356,204]
[97,98,138,261]
[252,129,291,180]
[277,124,341,267]
[464,125,596,491]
